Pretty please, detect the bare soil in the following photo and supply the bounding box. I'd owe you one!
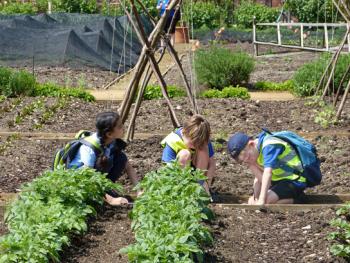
[0,45,349,262]
[0,96,349,261]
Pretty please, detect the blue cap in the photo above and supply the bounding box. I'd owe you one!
[227,132,251,159]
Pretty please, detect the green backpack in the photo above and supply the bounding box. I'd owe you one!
[52,130,102,170]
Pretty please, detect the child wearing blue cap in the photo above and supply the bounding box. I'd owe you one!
[156,0,181,46]
[227,131,308,205]
[161,114,216,197]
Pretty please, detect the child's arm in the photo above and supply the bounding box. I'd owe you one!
[207,156,216,187]
[156,0,163,10]
[247,163,263,204]
[125,161,139,187]
[194,146,212,196]
[256,167,273,205]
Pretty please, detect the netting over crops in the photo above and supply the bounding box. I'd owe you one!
[0,13,153,73]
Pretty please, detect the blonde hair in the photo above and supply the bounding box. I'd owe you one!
[182,114,211,149]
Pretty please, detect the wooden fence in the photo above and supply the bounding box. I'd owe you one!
[253,21,350,55]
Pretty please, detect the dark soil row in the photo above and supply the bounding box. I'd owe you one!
[1,98,349,135]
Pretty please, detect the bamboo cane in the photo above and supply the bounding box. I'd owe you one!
[320,27,349,99]
[164,36,199,114]
[333,63,350,106]
[336,78,350,119]
[129,0,180,127]
[126,49,167,141]
[118,0,180,122]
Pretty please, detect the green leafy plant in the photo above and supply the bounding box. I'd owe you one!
[200,86,250,100]
[3,70,36,97]
[0,2,35,14]
[33,97,69,129]
[328,202,350,259]
[50,0,97,13]
[143,85,186,100]
[14,98,44,124]
[304,96,326,107]
[292,53,350,97]
[101,0,124,16]
[0,168,120,262]
[182,1,223,29]
[234,1,279,28]
[212,130,228,152]
[0,67,13,91]
[314,105,337,128]
[33,83,95,102]
[285,0,337,23]
[121,163,213,262]
[0,133,20,154]
[195,46,255,90]
[0,97,22,116]
[255,80,294,91]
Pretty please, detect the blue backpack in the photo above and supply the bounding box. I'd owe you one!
[262,128,322,187]
[52,130,102,170]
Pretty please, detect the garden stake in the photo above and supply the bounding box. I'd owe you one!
[128,0,180,127]
[336,77,350,119]
[333,62,350,107]
[118,0,180,127]
[126,48,167,141]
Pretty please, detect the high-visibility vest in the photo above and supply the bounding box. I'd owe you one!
[161,130,193,154]
[257,136,306,183]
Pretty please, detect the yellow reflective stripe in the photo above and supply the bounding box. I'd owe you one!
[54,153,60,169]
[83,136,102,152]
[272,174,307,182]
[75,130,86,139]
[161,131,190,154]
[259,136,305,183]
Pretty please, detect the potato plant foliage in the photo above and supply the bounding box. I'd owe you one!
[0,168,120,263]
[329,203,350,259]
[121,163,213,262]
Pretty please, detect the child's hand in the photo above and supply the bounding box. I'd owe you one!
[247,195,256,205]
[105,194,129,206]
[137,190,144,197]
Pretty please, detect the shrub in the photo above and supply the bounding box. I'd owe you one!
[139,0,158,18]
[0,2,35,14]
[182,1,223,29]
[195,46,255,89]
[101,0,124,16]
[200,86,250,100]
[292,53,350,97]
[255,80,294,91]
[3,70,36,97]
[143,85,186,100]
[45,0,98,13]
[0,67,13,91]
[234,1,279,28]
[285,0,336,23]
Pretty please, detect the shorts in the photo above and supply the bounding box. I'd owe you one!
[270,180,306,204]
[164,11,181,34]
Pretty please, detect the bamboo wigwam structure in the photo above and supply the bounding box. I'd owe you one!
[116,0,198,141]
[317,0,350,119]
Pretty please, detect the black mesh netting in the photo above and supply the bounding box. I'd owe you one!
[0,13,153,73]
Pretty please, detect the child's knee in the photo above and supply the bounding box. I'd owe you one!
[265,190,280,204]
[177,149,192,166]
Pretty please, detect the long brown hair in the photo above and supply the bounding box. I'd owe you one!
[95,112,120,171]
[182,114,211,149]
